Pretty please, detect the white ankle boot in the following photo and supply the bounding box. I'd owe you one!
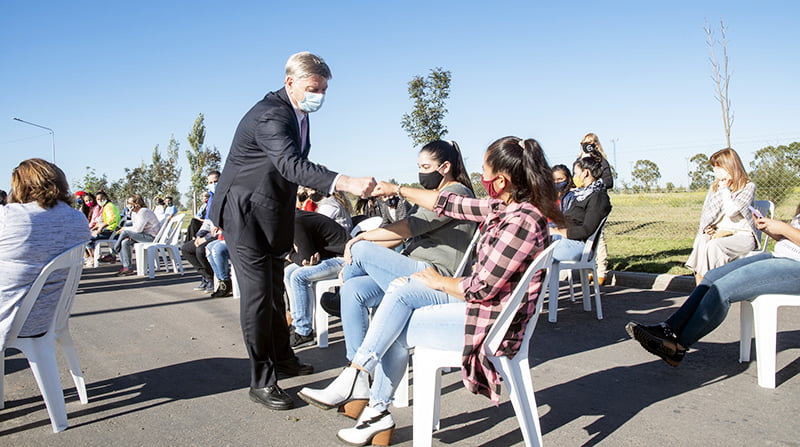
[337,405,395,446]
[298,367,370,414]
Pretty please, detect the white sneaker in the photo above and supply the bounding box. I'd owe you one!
[297,367,370,410]
[337,405,395,446]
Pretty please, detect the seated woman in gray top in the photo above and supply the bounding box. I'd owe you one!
[0,158,91,346]
[304,140,476,406]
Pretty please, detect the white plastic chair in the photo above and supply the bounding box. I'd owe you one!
[0,244,88,433]
[92,231,120,268]
[746,200,774,256]
[135,213,186,278]
[547,217,607,323]
[739,293,800,388]
[412,243,556,447]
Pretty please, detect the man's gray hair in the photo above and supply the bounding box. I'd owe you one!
[285,52,332,80]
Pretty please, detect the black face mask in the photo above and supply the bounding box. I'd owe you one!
[297,192,309,202]
[418,170,443,190]
[582,143,596,154]
[387,196,400,207]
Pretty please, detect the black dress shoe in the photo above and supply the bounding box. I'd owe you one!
[276,357,314,378]
[320,288,341,317]
[249,385,294,410]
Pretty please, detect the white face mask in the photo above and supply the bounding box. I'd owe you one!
[97,199,107,207]
[713,166,730,180]
[298,91,325,113]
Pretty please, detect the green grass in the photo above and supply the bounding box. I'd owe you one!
[605,190,800,275]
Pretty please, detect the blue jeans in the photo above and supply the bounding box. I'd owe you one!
[340,241,431,360]
[666,253,800,347]
[284,257,344,336]
[350,278,462,412]
[114,230,155,269]
[552,238,585,262]
[205,240,230,280]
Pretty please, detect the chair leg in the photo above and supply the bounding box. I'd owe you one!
[393,365,409,408]
[135,244,146,276]
[752,299,778,389]
[580,270,592,312]
[146,248,158,279]
[314,283,331,348]
[22,338,69,432]
[739,301,754,362]
[93,245,101,268]
[168,247,184,276]
[57,330,88,405]
[592,267,603,320]
[568,270,576,302]
[412,352,443,447]
[490,355,543,447]
[548,263,560,323]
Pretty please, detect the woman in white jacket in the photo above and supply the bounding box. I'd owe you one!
[686,148,757,284]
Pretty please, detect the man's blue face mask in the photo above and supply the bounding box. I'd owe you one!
[299,91,325,113]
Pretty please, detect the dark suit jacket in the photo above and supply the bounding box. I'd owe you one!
[209,88,338,256]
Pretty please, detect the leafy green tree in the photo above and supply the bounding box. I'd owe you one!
[73,167,111,196]
[152,136,182,208]
[632,159,661,192]
[187,113,222,211]
[689,153,713,191]
[400,68,451,147]
[749,142,800,206]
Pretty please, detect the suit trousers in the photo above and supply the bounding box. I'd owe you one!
[222,202,293,389]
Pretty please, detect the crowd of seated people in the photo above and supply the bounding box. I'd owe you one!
[10,119,795,446]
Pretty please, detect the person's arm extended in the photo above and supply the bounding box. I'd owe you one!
[374,181,439,211]
[757,216,800,246]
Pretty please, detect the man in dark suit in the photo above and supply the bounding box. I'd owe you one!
[209,52,376,410]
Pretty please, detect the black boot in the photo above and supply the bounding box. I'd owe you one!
[211,279,233,298]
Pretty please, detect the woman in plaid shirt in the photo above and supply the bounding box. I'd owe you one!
[299,136,564,446]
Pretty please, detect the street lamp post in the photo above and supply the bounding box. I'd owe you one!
[13,117,56,164]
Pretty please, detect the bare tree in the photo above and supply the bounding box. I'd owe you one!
[705,19,733,148]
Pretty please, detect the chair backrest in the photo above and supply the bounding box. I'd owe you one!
[578,216,608,263]
[484,243,557,356]
[350,216,383,237]
[163,213,186,245]
[752,200,774,251]
[154,213,184,245]
[6,244,85,342]
[453,229,481,277]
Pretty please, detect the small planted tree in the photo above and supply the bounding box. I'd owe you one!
[401,68,451,147]
[187,113,222,211]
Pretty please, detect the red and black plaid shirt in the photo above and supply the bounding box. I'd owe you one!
[434,191,549,404]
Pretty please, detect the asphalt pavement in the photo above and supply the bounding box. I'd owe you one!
[2,264,798,446]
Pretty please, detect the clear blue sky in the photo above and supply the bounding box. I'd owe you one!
[2,1,798,198]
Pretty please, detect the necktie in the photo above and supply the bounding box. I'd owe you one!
[300,115,308,152]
